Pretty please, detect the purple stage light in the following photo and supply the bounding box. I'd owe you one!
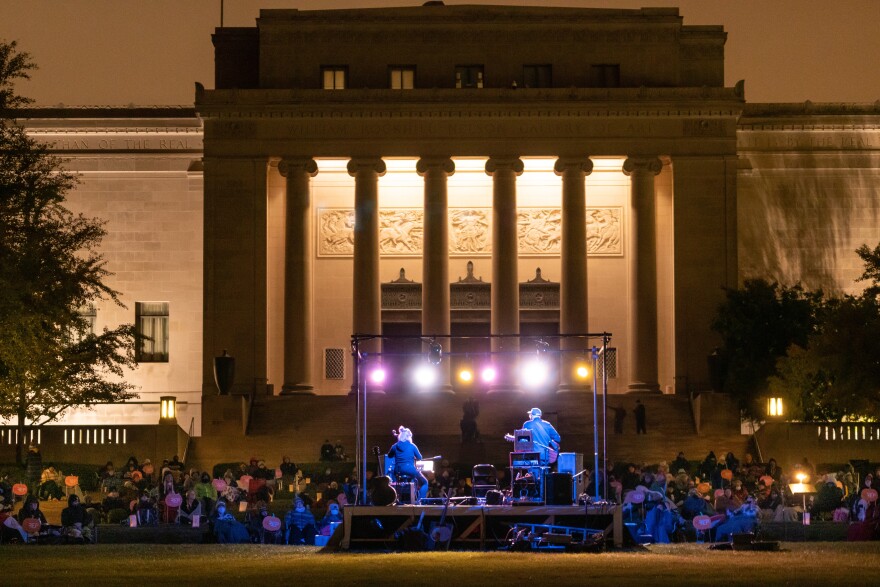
[480,365,497,383]
[369,367,386,384]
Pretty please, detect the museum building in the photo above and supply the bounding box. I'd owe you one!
[10,4,880,440]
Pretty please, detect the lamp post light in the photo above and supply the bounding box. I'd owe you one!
[159,396,176,423]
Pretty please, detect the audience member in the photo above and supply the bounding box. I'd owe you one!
[285,497,316,545]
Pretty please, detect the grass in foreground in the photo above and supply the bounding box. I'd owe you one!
[2,542,880,586]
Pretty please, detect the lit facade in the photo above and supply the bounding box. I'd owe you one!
[13,5,880,435]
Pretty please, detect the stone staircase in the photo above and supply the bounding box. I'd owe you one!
[186,391,751,472]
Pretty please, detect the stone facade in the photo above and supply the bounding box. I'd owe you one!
[12,5,880,432]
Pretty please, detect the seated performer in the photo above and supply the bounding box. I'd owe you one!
[522,407,561,466]
[386,426,429,501]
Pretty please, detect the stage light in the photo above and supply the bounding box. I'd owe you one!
[413,364,437,388]
[521,358,549,388]
[480,365,497,383]
[458,367,473,383]
[575,363,589,380]
[428,341,443,365]
[369,368,386,385]
[795,472,808,483]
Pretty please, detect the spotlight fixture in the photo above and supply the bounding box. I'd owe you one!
[458,367,474,383]
[536,339,550,355]
[428,340,443,365]
[480,365,497,383]
[575,364,589,380]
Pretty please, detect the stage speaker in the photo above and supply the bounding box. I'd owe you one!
[545,472,573,505]
[485,490,503,505]
[557,452,584,498]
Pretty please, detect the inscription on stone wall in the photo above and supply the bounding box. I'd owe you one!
[318,206,623,257]
[37,134,203,151]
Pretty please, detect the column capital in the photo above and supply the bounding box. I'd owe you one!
[623,157,663,177]
[278,158,318,178]
[416,157,455,176]
[554,157,593,176]
[347,158,387,177]
[485,157,524,176]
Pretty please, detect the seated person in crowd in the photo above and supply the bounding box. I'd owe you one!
[318,502,343,535]
[167,455,184,472]
[212,501,250,544]
[681,490,713,520]
[17,495,49,530]
[280,456,298,478]
[715,497,760,542]
[194,472,218,513]
[39,466,65,501]
[61,494,94,542]
[100,465,122,495]
[247,501,281,544]
[1,499,29,543]
[285,497,317,545]
[670,452,690,475]
[178,490,202,526]
[135,491,158,526]
[813,475,845,517]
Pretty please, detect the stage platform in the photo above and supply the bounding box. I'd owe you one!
[341,503,623,550]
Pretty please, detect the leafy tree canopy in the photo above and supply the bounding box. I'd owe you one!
[0,40,138,462]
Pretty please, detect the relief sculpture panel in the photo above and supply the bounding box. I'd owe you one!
[318,206,622,257]
[449,208,491,256]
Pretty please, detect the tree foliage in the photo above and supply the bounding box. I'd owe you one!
[715,242,880,422]
[711,279,822,419]
[0,40,138,462]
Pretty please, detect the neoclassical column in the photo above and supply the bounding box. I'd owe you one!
[278,158,318,394]
[623,157,663,393]
[486,157,524,393]
[348,158,387,366]
[417,157,455,392]
[554,157,593,393]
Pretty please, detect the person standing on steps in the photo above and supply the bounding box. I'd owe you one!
[634,400,647,434]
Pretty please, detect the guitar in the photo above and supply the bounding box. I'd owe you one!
[504,433,559,464]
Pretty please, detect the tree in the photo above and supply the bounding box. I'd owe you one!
[0,40,138,464]
[769,242,880,421]
[711,279,822,419]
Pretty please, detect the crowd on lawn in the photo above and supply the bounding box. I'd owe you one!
[604,451,880,543]
[2,442,878,545]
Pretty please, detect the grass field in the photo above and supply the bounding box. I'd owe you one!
[3,543,880,586]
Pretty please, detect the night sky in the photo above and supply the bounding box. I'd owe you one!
[2,0,879,106]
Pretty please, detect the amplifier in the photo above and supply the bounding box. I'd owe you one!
[510,451,541,468]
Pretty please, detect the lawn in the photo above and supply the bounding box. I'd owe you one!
[3,543,880,586]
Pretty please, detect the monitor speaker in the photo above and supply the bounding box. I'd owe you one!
[545,472,573,505]
[486,490,503,505]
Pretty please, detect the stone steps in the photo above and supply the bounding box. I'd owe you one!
[187,392,750,472]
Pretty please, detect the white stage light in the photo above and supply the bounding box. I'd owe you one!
[521,358,549,388]
[413,364,437,388]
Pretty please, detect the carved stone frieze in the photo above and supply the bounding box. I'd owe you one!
[318,206,623,257]
[450,209,491,256]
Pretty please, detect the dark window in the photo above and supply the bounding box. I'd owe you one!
[136,302,169,363]
[522,65,552,88]
[389,66,415,89]
[321,67,347,90]
[588,64,620,88]
[71,305,96,342]
[455,65,484,88]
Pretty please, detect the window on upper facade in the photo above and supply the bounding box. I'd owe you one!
[390,67,415,90]
[136,302,169,363]
[322,67,347,90]
[455,65,484,89]
[522,65,552,88]
[69,305,96,343]
[588,64,620,88]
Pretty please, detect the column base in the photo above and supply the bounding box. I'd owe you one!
[556,383,590,394]
[435,384,455,394]
[280,384,315,396]
[348,385,386,396]
[627,383,661,394]
[487,384,522,394]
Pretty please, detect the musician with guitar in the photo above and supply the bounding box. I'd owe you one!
[386,426,429,501]
[521,407,561,466]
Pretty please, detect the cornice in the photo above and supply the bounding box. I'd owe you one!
[196,87,743,120]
